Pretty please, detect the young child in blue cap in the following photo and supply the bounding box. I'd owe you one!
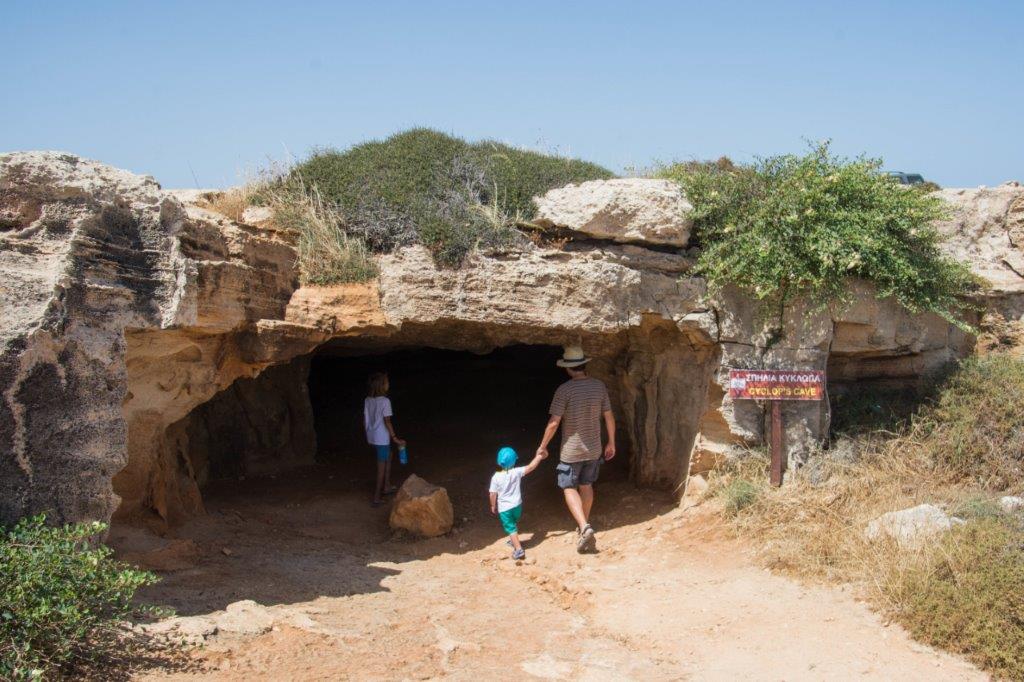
[489,446,547,560]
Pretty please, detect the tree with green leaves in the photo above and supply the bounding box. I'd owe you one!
[659,143,977,329]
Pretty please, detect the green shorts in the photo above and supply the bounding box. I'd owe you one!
[498,505,522,534]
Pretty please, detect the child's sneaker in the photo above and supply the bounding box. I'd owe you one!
[576,524,596,553]
[512,548,526,561]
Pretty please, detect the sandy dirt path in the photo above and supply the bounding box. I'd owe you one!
[119,465,984,681]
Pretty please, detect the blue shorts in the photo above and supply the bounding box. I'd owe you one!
[372,444,391,462]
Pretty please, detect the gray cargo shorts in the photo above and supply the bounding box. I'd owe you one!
[556,458,602,489]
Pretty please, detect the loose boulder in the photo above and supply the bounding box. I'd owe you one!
[865,504,960,548]
[389,475,454,537]
[999,496,1024,513]
[532,178,692,247]
[216,600,277,636]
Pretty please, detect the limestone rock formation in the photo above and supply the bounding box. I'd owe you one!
[215,599,278,636]
[1,152,1008,529]
[180,357,316,484]
[532,178,693,247]
[865,504,960,548]
[389,474,454,537]
[999,496,1024,513]
[0,151,299,527]
[934,183,1024,299]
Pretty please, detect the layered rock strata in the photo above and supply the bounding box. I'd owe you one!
[1,152,1007,527]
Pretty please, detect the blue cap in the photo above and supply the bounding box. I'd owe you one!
[496,446,518,469]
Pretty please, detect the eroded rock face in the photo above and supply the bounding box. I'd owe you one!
[934,183,1024,303]
[532,178,693,247]
[389,474,454,537]
[0,152,999,528]
[0,152,298,527]
[1,153,188,525]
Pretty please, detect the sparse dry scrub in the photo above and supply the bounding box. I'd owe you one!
[201,186,256,223]
[196,165,377,285]
[199,165,286,223]
[710,354,1024,679]
[266,180,377,285]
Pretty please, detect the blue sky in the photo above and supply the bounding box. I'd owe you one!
[3,0,1021,188]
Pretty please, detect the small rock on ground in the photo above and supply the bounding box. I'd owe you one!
[865,504,959,547]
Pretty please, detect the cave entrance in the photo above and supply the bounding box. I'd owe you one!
[308,344,630,507]
[115,317,716,532]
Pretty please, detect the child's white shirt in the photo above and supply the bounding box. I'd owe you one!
[489,467,526,512]
[364,396,393,445]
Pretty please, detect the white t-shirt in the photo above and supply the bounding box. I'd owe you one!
[364,396,393,446]
[488,467,526,512]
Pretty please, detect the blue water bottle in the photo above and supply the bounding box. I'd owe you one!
[398,446,408,465]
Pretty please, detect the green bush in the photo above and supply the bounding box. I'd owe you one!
[910,354,1024,488]
[1,515,160,679]
[950,496,1005,521]
[718,477,762,515]
[891,517,1024,679]
[289,129,613,266]
[658,143,977,328]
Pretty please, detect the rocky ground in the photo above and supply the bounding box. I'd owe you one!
[112,461,984,681]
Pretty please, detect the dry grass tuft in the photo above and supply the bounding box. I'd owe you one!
[199,164,286,223]
[197,162,378,286]
[201,187,256,223]
[265,180,377,285]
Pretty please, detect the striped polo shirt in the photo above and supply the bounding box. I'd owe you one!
[549,376,611,463]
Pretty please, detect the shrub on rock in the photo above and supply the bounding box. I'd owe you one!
[289,128,614,267]
[659,142,977,329]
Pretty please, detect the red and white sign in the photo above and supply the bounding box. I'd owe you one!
[728,369,825,401]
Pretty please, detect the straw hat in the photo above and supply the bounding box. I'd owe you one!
[556,345,591,368]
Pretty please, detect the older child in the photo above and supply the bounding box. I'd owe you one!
[365,371,405,506]
[489,446,546,560]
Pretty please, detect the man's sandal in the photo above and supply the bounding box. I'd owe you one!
[577,524,596,553]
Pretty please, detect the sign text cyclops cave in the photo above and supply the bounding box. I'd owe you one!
[727,369,825,401]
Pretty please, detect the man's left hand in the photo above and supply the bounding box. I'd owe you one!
[603,443,616,461]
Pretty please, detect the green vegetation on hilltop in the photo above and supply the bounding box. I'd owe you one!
[1,516,162,679]
[289,128,614,267]
[658,143,977,328]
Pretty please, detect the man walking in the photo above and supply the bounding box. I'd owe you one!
[536,345,616,553]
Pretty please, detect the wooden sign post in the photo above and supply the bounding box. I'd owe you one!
[728,369,826,487]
